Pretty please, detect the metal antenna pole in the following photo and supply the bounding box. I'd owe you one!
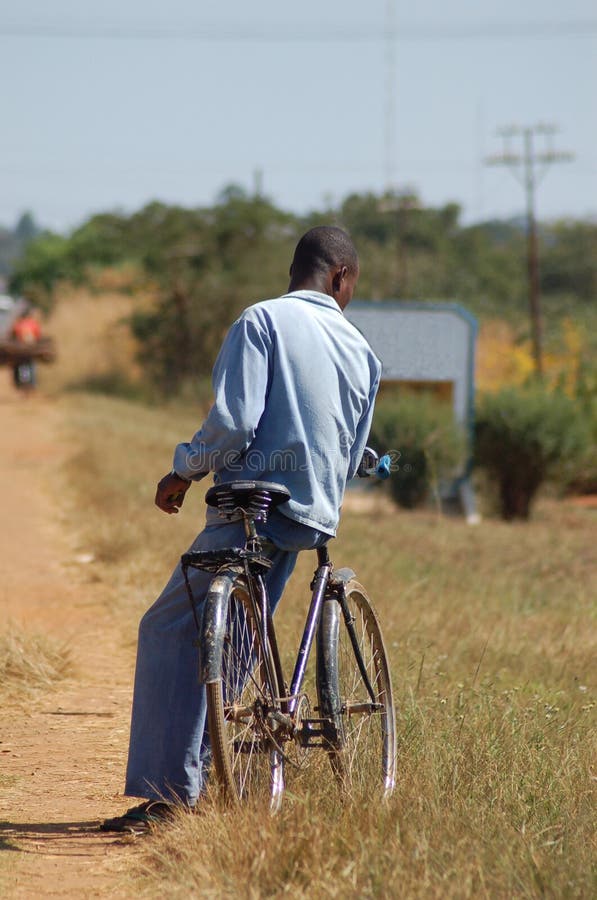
[384,0,397,190]
[486,124,573,377]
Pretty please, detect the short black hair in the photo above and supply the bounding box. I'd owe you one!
[291,226,358,281]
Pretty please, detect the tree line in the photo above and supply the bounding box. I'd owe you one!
[7,186,596,391]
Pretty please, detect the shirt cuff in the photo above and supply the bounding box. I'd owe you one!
[172,442,209,482]
[170,468,191,483]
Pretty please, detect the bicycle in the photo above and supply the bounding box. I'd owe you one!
[181,449,397,810]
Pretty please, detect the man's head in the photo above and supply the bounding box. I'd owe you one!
[288,226,359,310]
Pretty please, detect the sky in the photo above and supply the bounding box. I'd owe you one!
[1,0,596,231]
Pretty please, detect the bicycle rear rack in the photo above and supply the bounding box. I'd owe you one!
[181,547,273,574]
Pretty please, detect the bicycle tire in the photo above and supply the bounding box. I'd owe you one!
[205,574,285,809]
[316,580,396,798]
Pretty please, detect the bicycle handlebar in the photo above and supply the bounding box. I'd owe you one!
[357,447,392,480]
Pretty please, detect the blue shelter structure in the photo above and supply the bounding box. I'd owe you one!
[345,301,479,521]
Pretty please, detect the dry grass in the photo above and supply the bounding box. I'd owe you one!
[0,624,72,700]
[60,392,596,898]
[58,394,204,627]
[40,285,145,395]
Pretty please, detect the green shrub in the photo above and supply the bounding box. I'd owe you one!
[475,387,589,520]
[565,360,597,495]
[369,393,466,508]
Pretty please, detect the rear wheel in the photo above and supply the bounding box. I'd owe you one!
[316,581,396,798]
[206,577,284,809]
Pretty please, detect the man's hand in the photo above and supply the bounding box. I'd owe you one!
[155,471,192,514]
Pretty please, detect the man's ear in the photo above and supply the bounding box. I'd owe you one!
[332,266,348,291]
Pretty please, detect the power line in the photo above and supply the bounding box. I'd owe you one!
[1,21,596,42]
[3,157,594,177]
[486,124,573,376]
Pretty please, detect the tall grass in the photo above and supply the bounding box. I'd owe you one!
[61,393,596,898]
[40,286,143,396]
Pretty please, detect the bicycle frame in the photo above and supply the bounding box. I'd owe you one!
[236,544,378,722]
[286,545,332,716]
[184,526,379,729]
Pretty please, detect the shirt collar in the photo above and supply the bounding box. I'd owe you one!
[282,290,344,314]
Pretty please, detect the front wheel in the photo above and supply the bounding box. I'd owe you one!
[205,575,284,809]
[316,581,397,798]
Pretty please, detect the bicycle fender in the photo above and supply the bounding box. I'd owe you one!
[199,571,237,685]
[329,567,356,586]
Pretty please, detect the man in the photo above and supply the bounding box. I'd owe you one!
[101,226,381,833]
[11,306,41,390]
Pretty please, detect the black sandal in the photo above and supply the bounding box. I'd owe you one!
[99,800,175,834]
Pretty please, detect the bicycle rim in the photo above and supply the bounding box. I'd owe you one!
[316,581,396,798]
[206,578,284,809]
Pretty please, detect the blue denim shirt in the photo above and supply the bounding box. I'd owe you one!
[173,291,381,535]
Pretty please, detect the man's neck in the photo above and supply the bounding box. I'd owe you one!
[287,273,351,310]
[288,276,331,296]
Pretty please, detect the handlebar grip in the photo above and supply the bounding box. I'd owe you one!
[375,454,392,480]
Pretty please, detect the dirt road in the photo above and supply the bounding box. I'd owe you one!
[0,377,138,897]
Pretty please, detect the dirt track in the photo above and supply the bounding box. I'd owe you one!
[0,376,137,897]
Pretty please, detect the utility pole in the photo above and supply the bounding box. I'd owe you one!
[486,124,573,377]
[253,168,264,199]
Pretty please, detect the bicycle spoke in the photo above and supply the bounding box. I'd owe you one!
[206,578,284,808]
[317,582,396,798]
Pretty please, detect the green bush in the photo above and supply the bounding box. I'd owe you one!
[475,387,589,520]
[565,360,597,495]
[369,393,465,508]
[9,232,71,309]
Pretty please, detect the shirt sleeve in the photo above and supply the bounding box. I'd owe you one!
[346,358,382,481]
[172,311,272,481]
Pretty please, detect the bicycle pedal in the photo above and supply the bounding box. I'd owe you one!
[296,717,339,748]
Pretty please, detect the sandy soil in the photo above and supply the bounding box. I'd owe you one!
[0,375,139,897]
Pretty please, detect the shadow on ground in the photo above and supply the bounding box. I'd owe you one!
[0,820,130,855]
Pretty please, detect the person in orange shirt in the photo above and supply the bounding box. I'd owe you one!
[11,308,41,390]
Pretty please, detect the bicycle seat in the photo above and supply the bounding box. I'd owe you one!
[205,480,291,520]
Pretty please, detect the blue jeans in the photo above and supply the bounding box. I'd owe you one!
[124,511,327,804]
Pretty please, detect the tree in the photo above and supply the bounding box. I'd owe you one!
[129,193,299,391]
[475,387,589,519]
[9,233,71,307]
[14,211,41,243]
[540,220,597,301]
